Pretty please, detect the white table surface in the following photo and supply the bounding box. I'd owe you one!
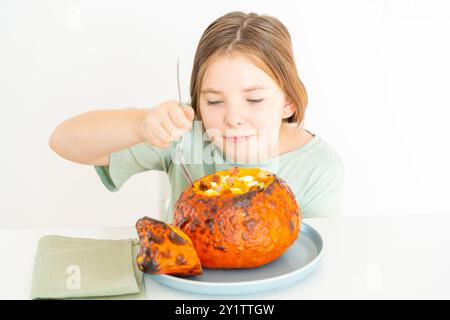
[1,213,449,299]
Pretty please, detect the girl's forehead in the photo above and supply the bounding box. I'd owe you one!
[204,53,263,76]
[201,55,276,94]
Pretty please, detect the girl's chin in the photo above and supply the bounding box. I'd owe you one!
[223,147,261,163]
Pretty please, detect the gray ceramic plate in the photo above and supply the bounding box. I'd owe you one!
[145,223,323,296]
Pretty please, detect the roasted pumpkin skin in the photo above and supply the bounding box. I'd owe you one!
[135,217,202,276]
[173,167,301,268]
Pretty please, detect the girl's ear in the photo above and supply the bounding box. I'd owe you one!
[282,97,297,119]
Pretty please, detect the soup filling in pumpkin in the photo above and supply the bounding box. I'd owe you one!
[193,167,274,196]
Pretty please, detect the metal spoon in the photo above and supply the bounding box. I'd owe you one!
[174,57,194,186]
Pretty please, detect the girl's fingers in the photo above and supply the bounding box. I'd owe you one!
[160,110,184,139]
[150,123,173,146]
[168,103,192,129]
[151,134,171,149]
[142,128,168,148]
[183,106,195,122]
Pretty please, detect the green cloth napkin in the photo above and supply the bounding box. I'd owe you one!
[31,235,145,300]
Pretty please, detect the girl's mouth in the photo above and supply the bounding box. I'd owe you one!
[224,135,255,143]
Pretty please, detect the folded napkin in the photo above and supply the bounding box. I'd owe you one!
[31,235,145,300]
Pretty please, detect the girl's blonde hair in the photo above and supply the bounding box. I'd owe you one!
[189,11,308,128]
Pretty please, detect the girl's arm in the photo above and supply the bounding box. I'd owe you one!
[49,101,195,166]
[49,108,147,166]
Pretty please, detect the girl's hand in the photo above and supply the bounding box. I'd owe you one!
[139,100,195,148]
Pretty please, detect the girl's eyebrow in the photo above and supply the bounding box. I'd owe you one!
[201,85,269,94]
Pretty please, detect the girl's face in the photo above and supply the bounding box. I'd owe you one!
[199,53,296,163]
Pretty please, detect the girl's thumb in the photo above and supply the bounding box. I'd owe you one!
[183,106,195,122]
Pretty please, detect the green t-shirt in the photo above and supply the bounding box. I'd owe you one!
[95,122,344,223]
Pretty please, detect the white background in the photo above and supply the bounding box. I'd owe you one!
[1,0,449,230]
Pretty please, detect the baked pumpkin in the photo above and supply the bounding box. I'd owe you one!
[135,216,202,276]
[173,167,301,268]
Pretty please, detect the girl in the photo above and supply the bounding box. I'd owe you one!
[49,11,344,223]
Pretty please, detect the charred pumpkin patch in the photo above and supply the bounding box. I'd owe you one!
[135,217,202,276]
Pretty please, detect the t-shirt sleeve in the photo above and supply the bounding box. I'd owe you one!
[94,141,174,192]
[300,159,345,218]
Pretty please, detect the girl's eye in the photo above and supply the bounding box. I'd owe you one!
[206,98,264,105]
[207,100,223,105]
[247,98,264,104]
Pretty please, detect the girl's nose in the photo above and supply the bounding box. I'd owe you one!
[224,105,246,127]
